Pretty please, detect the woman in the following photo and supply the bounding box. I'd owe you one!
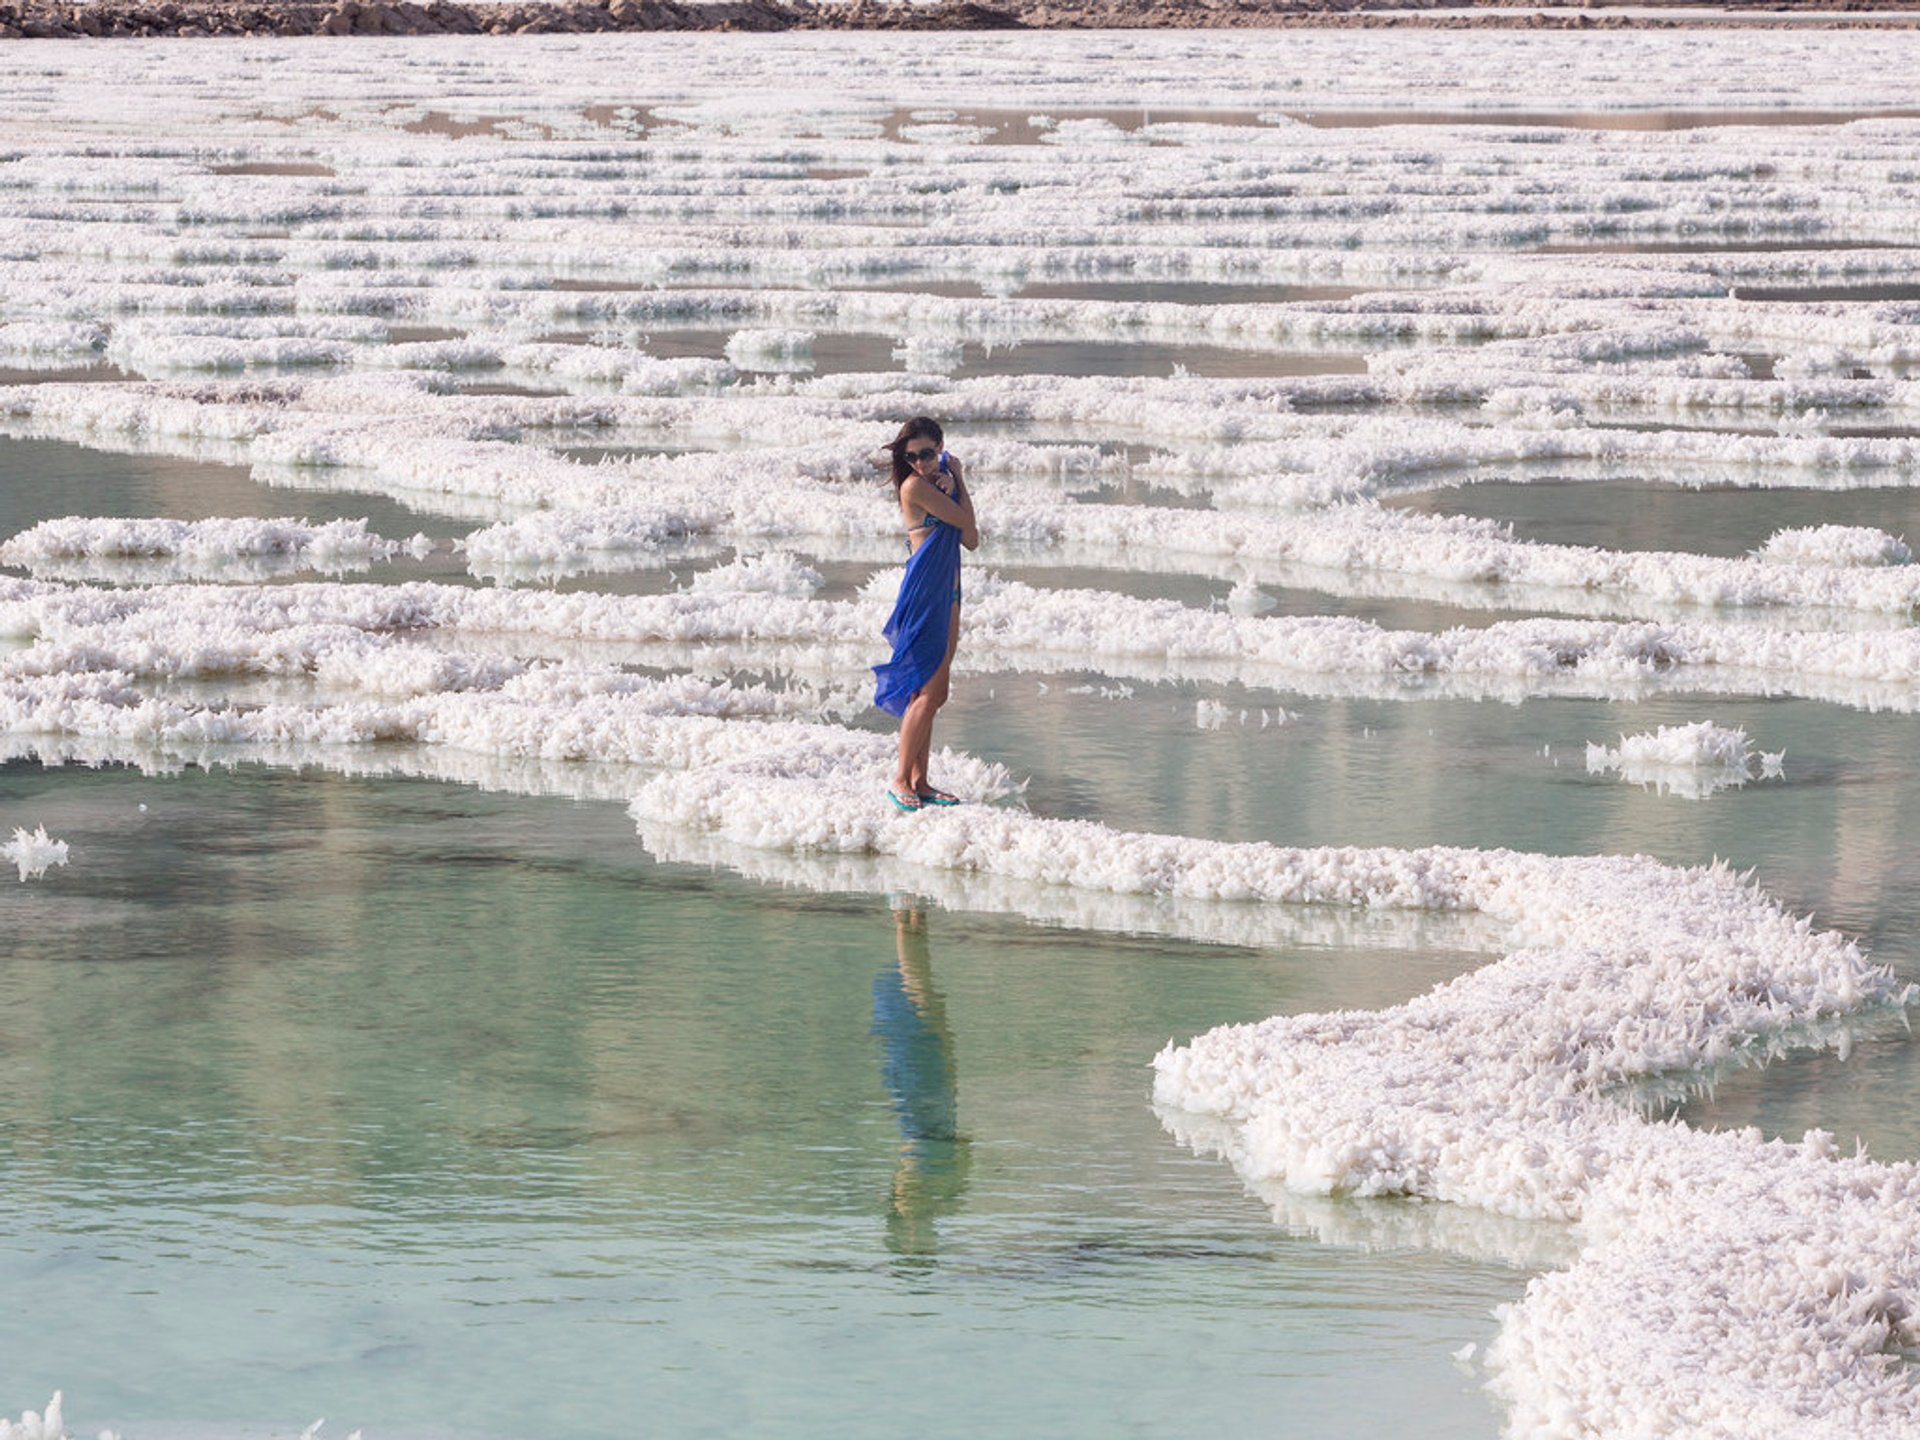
[873,416,978,812]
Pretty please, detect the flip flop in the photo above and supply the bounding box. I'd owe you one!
[916,787,960,806]
[887,788,925,813]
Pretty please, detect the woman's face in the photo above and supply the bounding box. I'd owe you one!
[903,435,941,475]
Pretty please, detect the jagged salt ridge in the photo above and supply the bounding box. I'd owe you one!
[15,262,1920,379]
[0,515,426,584]
[0,649,1014,802]
[1757,523,1914,568]
[1139,839,1912,1438]
[8,368,1919,481]
[18,572,1920,711]
[15,378,1920,621]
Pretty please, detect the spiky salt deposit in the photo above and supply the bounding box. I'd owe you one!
[0,516,412,584]
[1584,720,1775,799]
[1757,524,1914,569]
[0,1394,66,1440]
[892,335,966,374]
[685,550,824,598]
[2,825,67,882]
[723,329,815,373]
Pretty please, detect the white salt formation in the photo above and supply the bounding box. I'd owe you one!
[6,30,1920,1439]
[685,550,824,598]
[723,329,816,373]
[1148,846,1917,1440]
[1756,524,1914,569]
[0,1395,66,1440]
[21,568,1920,713]
[0,516,417,583]
[1585,720,1782,799]
[3,825,69,883]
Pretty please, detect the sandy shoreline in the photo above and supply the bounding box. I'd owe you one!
[6,0,1920,37]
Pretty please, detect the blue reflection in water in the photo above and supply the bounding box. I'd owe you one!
[872,903,970,1258]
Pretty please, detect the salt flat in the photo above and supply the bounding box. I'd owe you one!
[7,29,1920,1439]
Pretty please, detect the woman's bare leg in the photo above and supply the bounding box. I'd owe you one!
[895,691,937,795]
[894,602,960,795]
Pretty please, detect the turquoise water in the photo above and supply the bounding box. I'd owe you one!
[1,757,1520,1440]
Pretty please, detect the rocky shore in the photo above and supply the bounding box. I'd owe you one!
[3,0,1918,37]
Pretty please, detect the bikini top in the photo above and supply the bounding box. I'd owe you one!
[906,462,957,539]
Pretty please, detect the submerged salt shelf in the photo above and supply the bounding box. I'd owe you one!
[8,29,1920,1440]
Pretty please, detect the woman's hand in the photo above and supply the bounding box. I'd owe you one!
[948,457,978,550]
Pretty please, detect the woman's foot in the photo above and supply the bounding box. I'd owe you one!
[916,786,960,806]
[887,787,925,813]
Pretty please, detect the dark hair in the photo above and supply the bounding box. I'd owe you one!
[885,416,943,490]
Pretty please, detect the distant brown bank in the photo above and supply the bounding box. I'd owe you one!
[5,0,1920,39]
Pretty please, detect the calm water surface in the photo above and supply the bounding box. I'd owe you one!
[1390,474,1920,558]
[1,759,1519,1440]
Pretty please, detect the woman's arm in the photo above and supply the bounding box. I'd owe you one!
[904,470,979,550]
[945,456,979,551]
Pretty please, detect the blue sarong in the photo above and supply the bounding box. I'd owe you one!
[873,518,961,717]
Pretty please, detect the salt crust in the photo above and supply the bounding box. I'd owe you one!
[685,550,823,597]
[0,1393,347,1440]
[22,571,1920,714]
[15,377,1920,621]
[0,581,1015,796]
[723,328,815,373]
[0,1395,80,1440]
[2,824,68,882]
[1585,720,1784,800]
[1757,524,1914,569]
[1143,848,1916,1437]
[0,516,422,584]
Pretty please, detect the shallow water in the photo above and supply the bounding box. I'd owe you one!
[7,663,1920,1437]
[0,759,1520,1440]
[0,436,470,551]
[1389,474,1920,558]
[534,326,1371,382]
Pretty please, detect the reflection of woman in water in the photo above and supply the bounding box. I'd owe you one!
[872,901,970,1255]
[873,416,979,813]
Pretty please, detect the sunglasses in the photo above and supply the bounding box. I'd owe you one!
[904,446,940,463]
